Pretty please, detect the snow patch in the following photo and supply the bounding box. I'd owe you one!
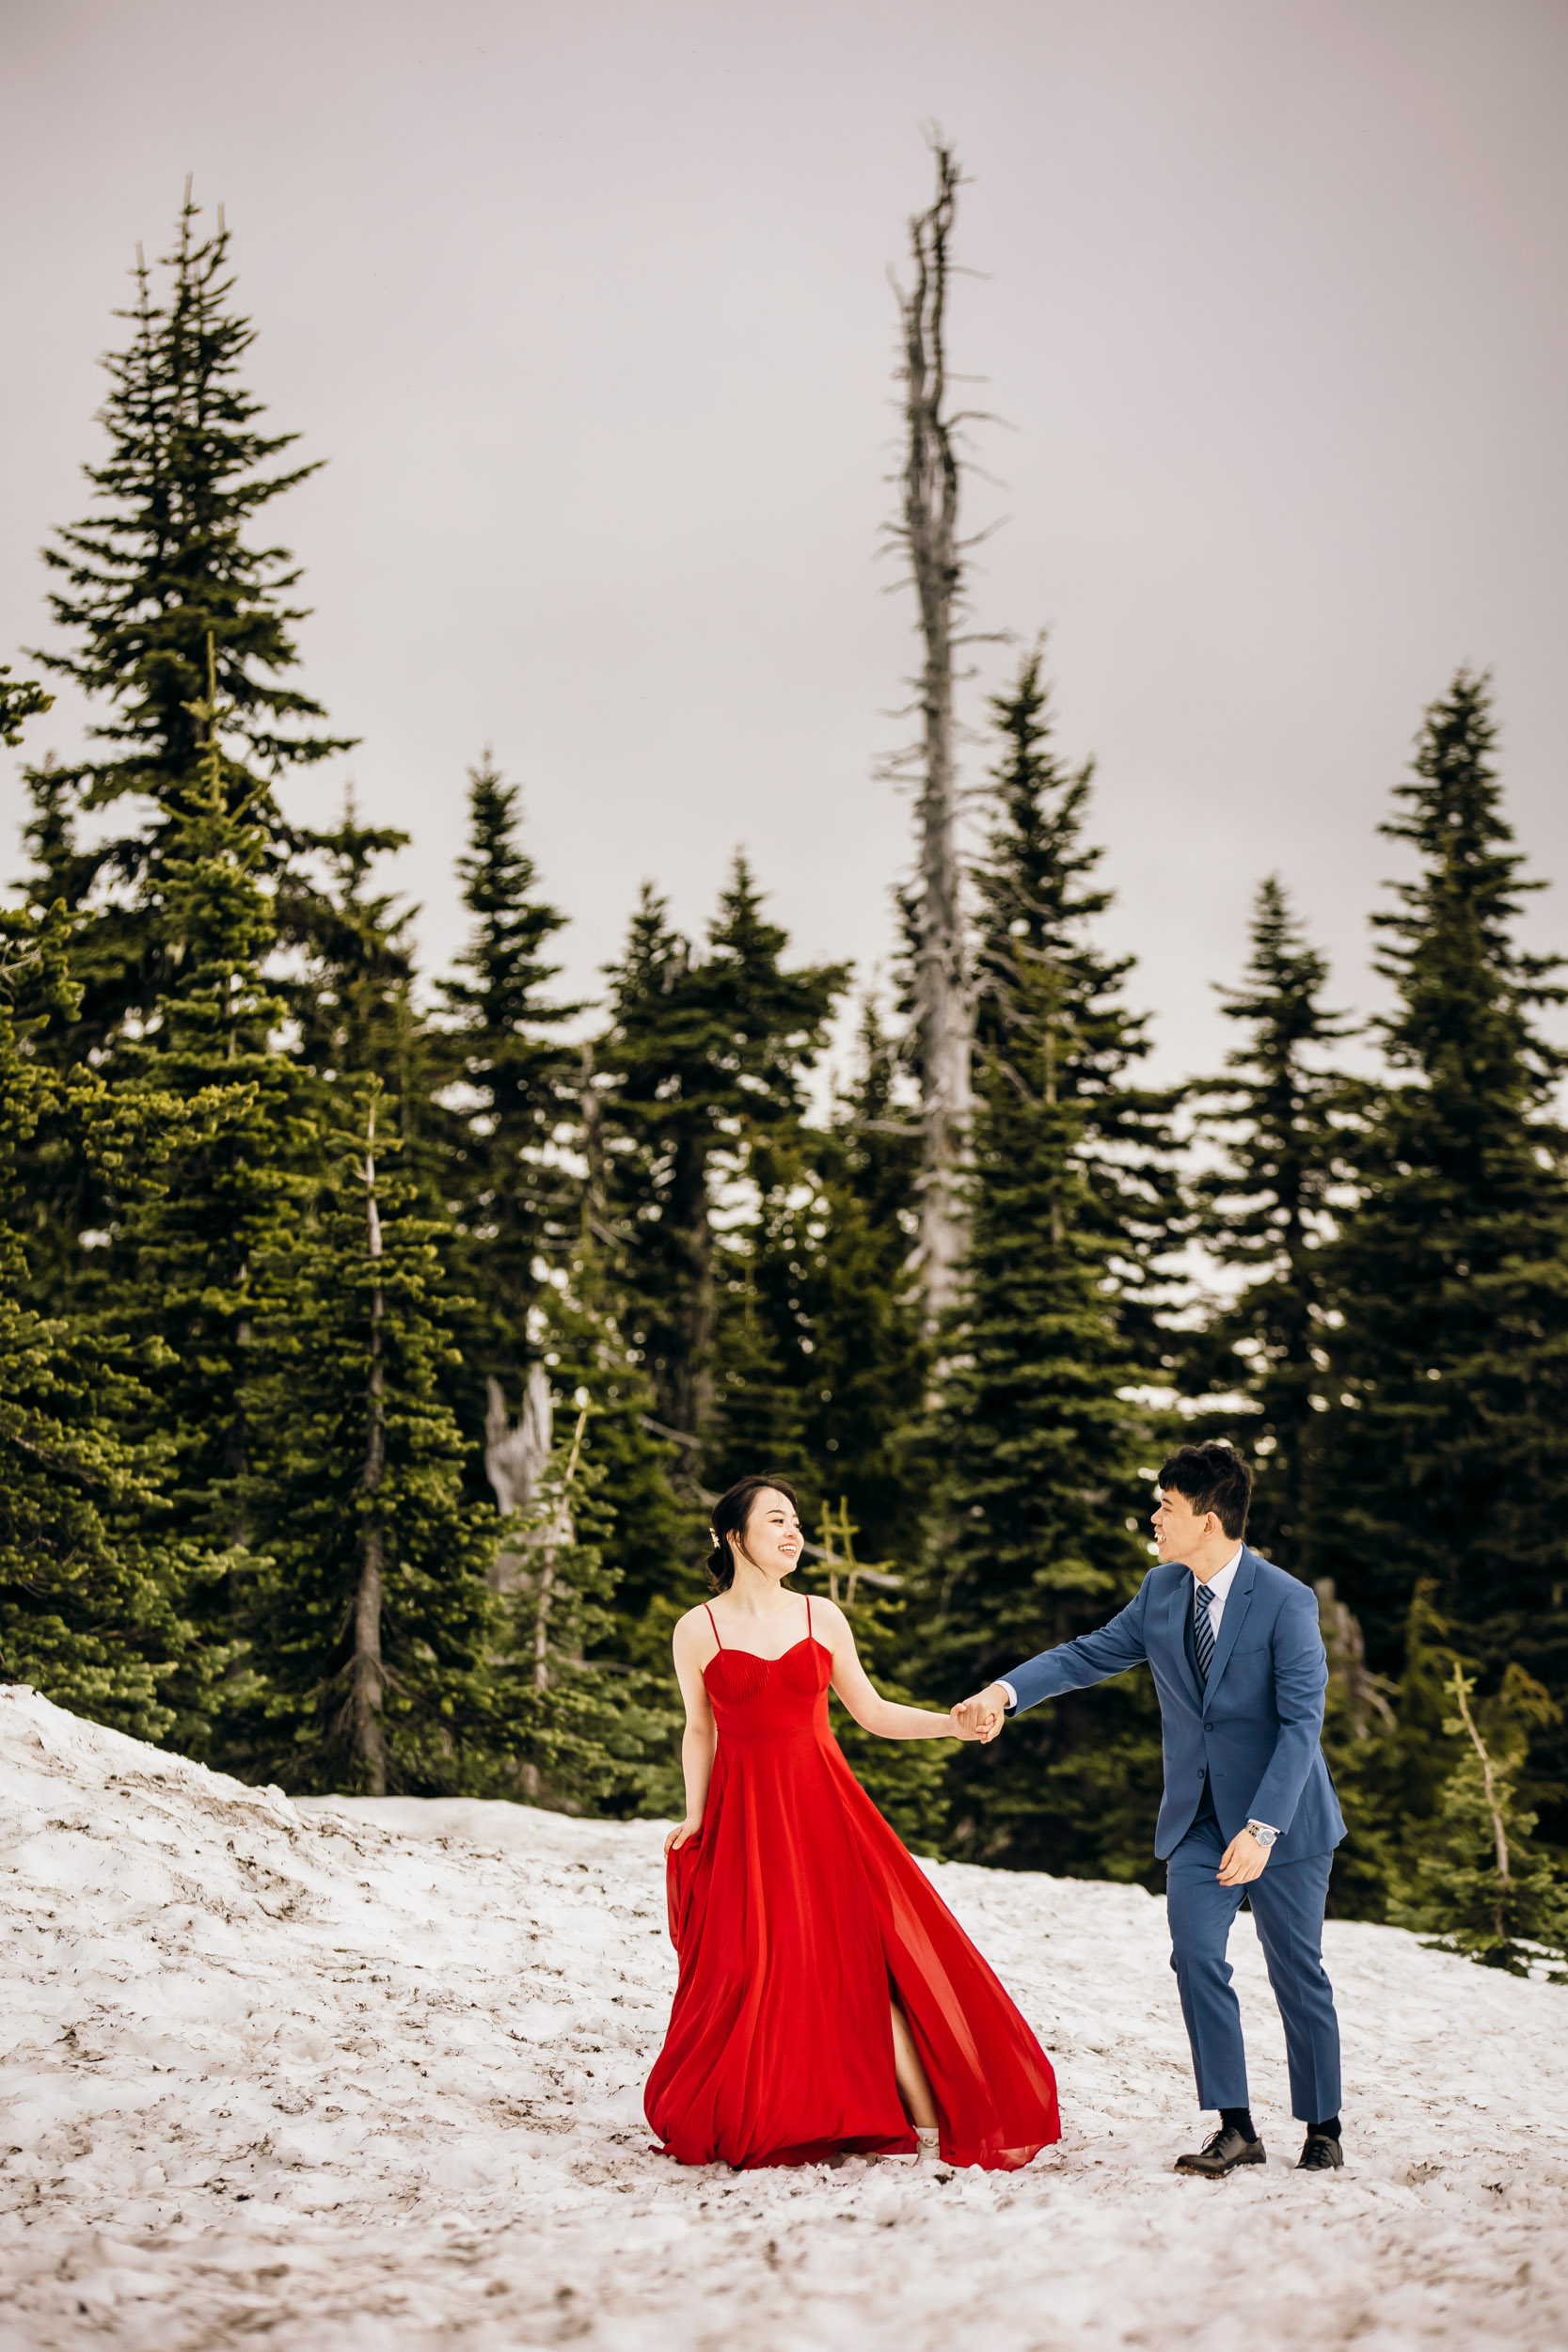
[3,1684,1566,2347]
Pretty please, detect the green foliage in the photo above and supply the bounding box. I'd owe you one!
[1317,670,1568,1835]
[1389,1660,1568,1978]
[594,858,847,1481]
[1187,879,1351,1571]
[494,1398,676,1813]
[1,664,53,747]
[0,900,228,1740]
[433,752,578,1451]
[242,1084,502,1793]
[923,646,1175,1879]
[33,191,348,819]
[102,646,309,1609]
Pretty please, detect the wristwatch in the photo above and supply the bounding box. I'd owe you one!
[1244,1819,1279,1851]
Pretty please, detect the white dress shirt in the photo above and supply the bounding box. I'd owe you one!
[1195,1546,1244,1633]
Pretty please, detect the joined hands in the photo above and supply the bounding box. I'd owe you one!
[952,1684,1010,1744]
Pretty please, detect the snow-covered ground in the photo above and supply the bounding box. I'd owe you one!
[2,1687,1566,2350]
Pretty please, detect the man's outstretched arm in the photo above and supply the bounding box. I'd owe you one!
[955,1578,1155,1743]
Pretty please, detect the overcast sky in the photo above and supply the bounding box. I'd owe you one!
[4,0,1565,1089]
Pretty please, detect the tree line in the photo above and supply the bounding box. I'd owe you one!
[3,183,1565,1975]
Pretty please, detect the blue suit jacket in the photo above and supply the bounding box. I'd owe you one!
[1006,1549,1346,1862]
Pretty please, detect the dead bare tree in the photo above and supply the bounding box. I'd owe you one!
[891,139,974,1326]
[348,1089,389,1796]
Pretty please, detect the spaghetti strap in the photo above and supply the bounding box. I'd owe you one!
[704,1602,722,1649]
[805,1594,812,1643]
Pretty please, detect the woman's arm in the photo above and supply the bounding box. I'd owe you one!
[666,1613,719,1852]
[817,1598,964,1741]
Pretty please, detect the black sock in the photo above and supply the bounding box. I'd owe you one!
[1307,2115,1341,2141]
[1219,2106,1256,2142]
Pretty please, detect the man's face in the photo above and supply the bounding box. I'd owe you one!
[1151,1486,1210,1563]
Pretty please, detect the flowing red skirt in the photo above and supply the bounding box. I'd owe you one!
[644,1638,1060,2169]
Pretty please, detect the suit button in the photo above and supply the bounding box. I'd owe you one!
[1204,1723,1214,1732]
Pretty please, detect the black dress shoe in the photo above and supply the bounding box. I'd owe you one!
[1297,2131,1344,2171]
[1174,2124,1267,2177]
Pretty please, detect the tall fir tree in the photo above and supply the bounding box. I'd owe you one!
[921,648,1177,1879]
[1187,878,1351,1571]
[23,188,352,1061]
[595,858,847,1486]
[705,1005,927,1566]
[0,676,227,1737]
[1320,670,1568,1839]
[242,1082,502,1794]
[433,752,578,1455]
[102,645,309,1604]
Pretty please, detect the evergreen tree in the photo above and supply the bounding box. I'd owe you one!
[0,896,227,1740]
[243,1082,501,1793]
[595,858,847,1479]
[793,1004,927,1565]
[708,1183,814,1495]
[1390,1657,1568,1977]
[278,798,420,1098]
[1,664,52,746]
[922,648,1176,1879]
[104,643,309,1615]
[23,190,351,1060]
[15,190,351,1395]
[494,1395,673,1812]
[1188,879,1351,1570]
[1318,671,1568,1836]
[433,752,578,1451]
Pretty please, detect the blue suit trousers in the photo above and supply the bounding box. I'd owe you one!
[1165,1812,1341,2122]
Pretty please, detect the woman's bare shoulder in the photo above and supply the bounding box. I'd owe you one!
[673,1602,718,1652]
[807,1593,851,1642]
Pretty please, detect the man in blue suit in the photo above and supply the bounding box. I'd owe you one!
[956,1441,1346,2177]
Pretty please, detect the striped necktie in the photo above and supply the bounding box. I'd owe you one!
[1194,1581,1215,1683]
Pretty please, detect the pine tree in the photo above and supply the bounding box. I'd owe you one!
[23,190,350,1059]
[279,798,420,1097]
[1188,879,1351,1570]
[0,897,227,1740]
[243,1082,501,1794]
[1390,1658,1568,1977]
[707,1142,815,1493]
[494,1395,672,1811]
[1,665,52,746]
[922,648,1176,1879]
[595,858,847,1478]
[1318,671,1568,1836]
[794,1004,927,1565]
[105,643,309,1611]
[433,751,578,1453]
[15,190,350,1373]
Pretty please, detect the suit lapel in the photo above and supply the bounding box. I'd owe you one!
[1164,1571,1203,1709]
[1204,1549,1259,1702]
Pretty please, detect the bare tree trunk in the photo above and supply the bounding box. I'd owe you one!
[1450,1663,1511,1939]
[1313,1580,1397,1740]
[895,142,973,1327]
[483,1363,554,1597]
[532,1401,591,1694]
[351,1090,388,1797]
[666,1132,715,1462]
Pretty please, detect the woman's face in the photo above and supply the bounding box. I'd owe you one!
[734,1488,803,1582]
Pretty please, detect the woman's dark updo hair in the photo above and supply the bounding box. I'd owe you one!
[705,1474,801,1593]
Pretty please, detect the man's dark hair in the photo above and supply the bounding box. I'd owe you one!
[1157,1442,1253,1540]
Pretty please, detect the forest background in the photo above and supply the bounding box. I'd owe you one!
[5,125,1568,1978]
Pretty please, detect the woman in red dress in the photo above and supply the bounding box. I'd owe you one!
[644,1475,1060,2171]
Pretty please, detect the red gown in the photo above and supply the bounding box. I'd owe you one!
[644,1600,1061,2170]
